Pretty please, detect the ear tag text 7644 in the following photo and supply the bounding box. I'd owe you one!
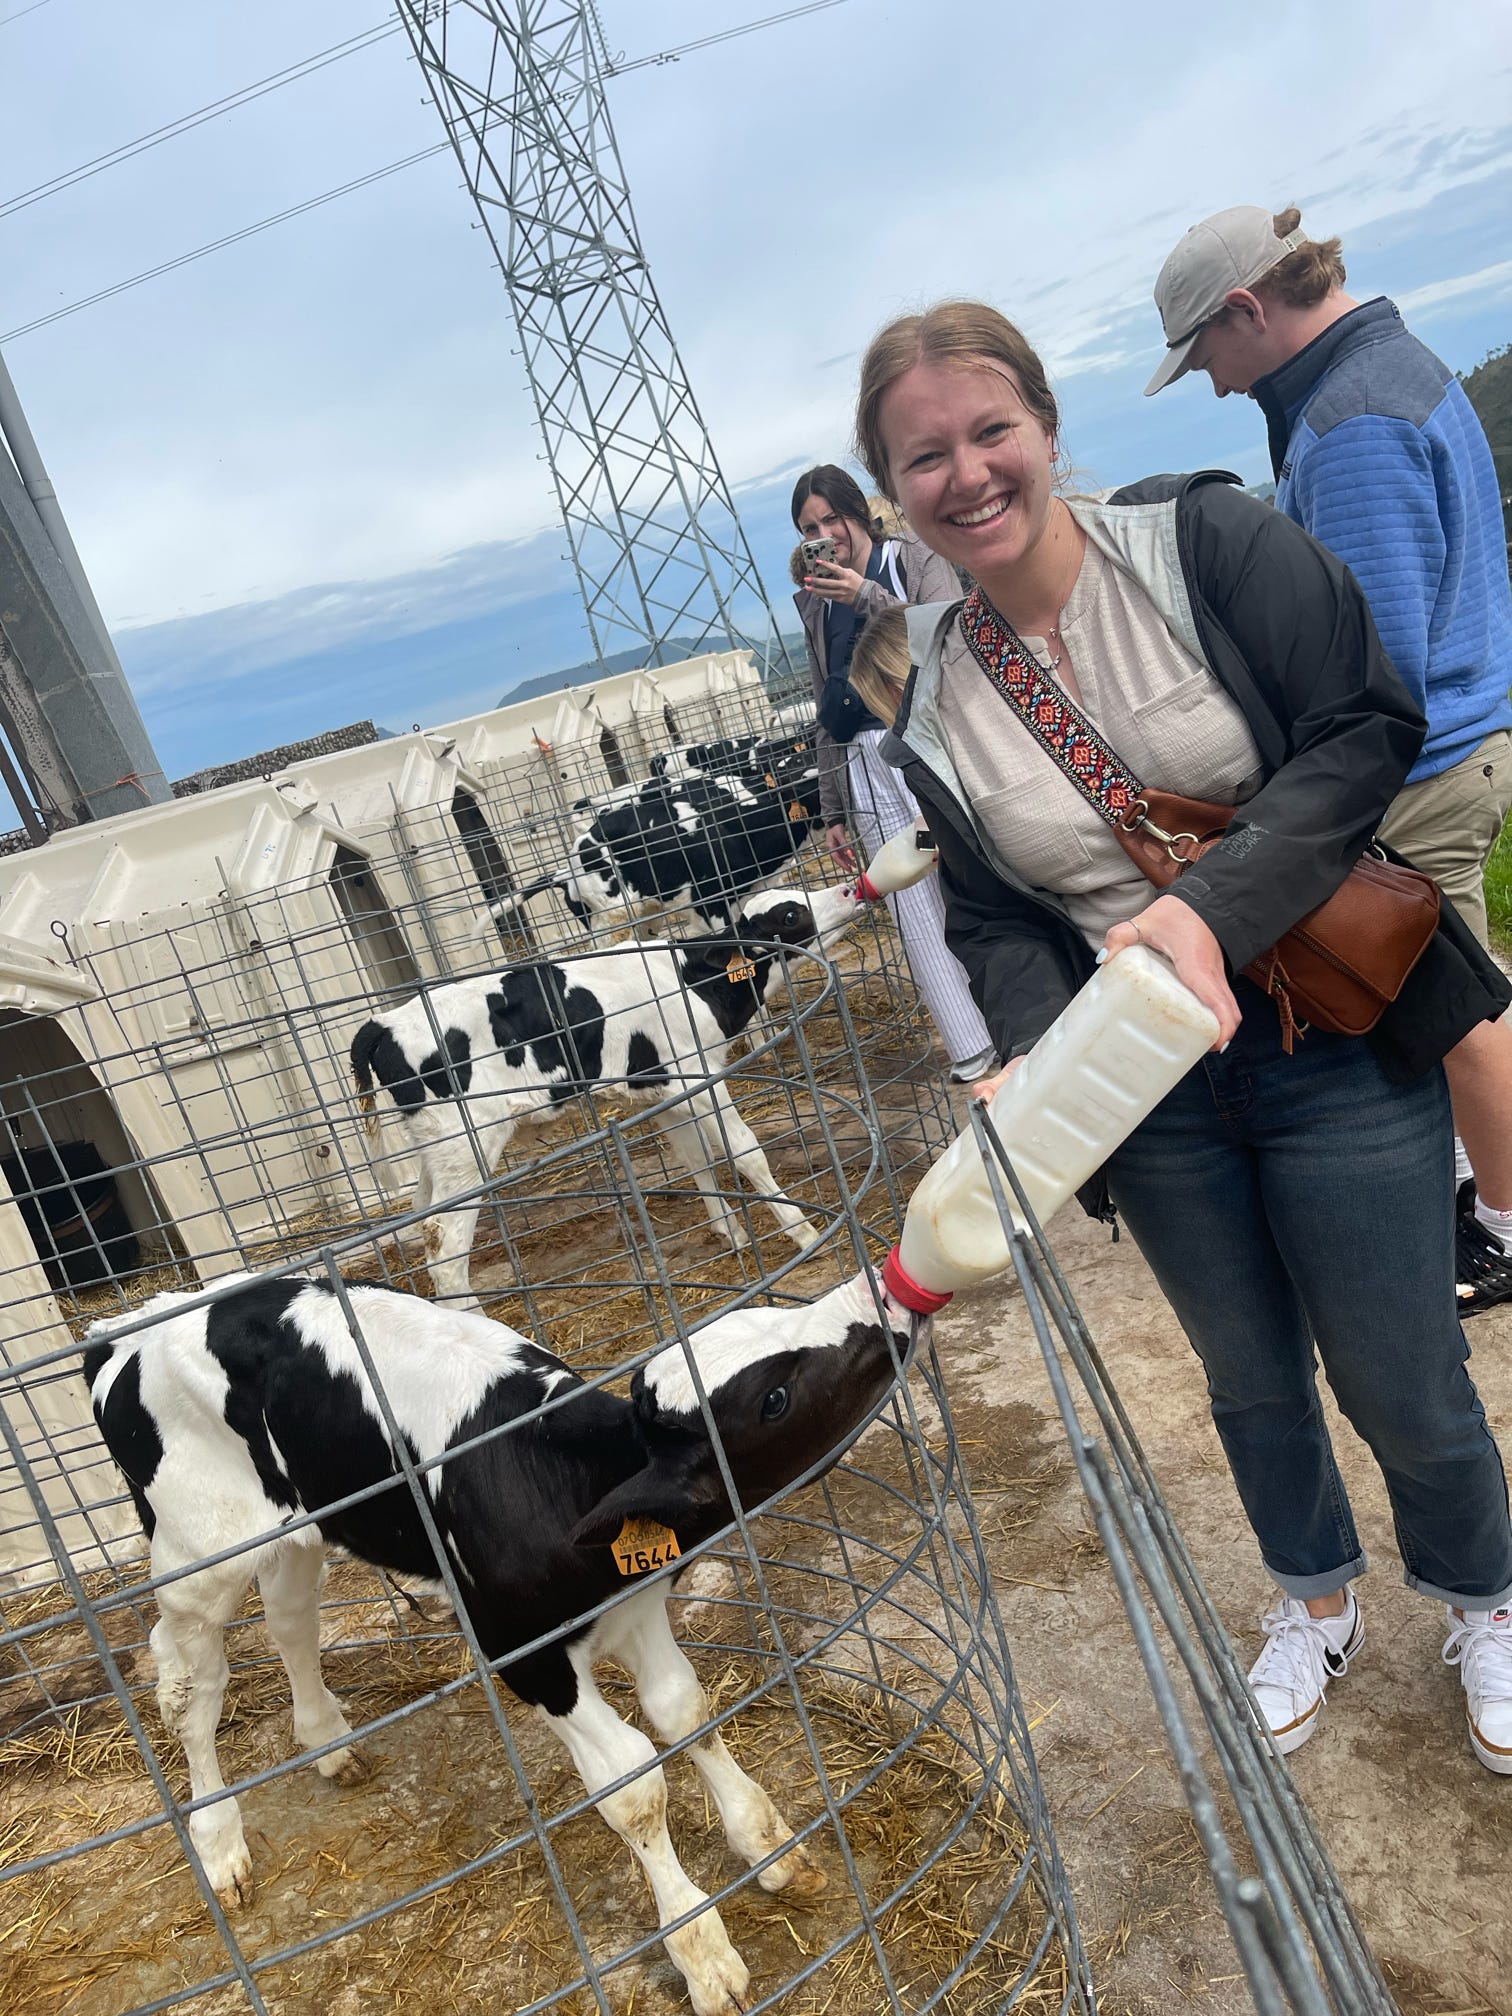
[727,952,757,984]
[612,1517,682,1577]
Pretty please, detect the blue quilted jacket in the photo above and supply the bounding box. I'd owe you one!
[1254,297,1512,783]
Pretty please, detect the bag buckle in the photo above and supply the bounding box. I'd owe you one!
[1119,798,1205,864]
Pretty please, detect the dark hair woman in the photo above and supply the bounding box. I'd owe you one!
[857,299,1512,1771]
[791,463,993,1079]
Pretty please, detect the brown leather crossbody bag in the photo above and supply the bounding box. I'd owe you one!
[958,589,1441,1050]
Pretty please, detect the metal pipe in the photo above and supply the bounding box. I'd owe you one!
[0,344,124,676]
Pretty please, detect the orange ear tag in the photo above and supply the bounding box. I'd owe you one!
[764,772,778,788]
[727,952,758,984]
[787,800,806,823]
[794,741,808,753]
[612,1517,682,1577]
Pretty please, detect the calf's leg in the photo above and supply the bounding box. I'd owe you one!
[608,1589,825,1896]
[693,1086,818,1251]
[418,1120,510,1308]
[150,1548,258,1907]
[544,1640,750,2016]
[258,1543,367,1785]
[656,1105,750,1250]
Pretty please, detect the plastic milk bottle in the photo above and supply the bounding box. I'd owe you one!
[881,946,1220,1312]
[854,820,941,901]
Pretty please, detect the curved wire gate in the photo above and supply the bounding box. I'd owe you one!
[0,954,1091,2016]
[968,1100,1398,2016]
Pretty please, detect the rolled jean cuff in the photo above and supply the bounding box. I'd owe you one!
[1264,1551,1368,1601]
[1404,1568,1512,1610]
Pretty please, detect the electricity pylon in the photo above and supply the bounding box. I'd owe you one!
[396,0,794,676]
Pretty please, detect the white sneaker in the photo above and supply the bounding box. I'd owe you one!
[1442,1604,1512,1774]
[1247,1591,1364,1755]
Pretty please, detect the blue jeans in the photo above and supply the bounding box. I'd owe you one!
[1106,980,1512,1608]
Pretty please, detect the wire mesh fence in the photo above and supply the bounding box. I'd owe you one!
[969,1100,1399,2016]
[0,948,1090,2016]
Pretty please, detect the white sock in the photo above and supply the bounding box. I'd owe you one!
[1454,1135,1474,1187]
[1474,1197,1512,1256]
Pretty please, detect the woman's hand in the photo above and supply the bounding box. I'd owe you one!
[825,821,857,875]
[970,1056,1023,1103]
[1101,895,1240,1049]
[805,559,867,606]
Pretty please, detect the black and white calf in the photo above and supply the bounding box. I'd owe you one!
[352,885,858,1308]
[84,1271,916,2016]
[490,752,826,938]
[648,725,818,790]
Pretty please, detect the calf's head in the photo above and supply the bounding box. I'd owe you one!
[571,1273,919,1547]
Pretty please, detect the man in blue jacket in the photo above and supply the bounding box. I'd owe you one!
[1146,204,1512,1312]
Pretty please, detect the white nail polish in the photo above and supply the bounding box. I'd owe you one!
[1219,1039,1231,1053]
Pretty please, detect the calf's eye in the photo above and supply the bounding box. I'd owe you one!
[760,1384,790,1422]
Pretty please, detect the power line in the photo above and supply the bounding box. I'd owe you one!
[1,1,857,344]
[0,146,447,344]
[0,0,50,27]
[605,0,849,75]
[0,18,402,223]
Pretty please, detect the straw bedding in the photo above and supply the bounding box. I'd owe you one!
[2,1556,1067,2016]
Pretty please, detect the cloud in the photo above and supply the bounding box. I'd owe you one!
[1394,258,1512,318]
[4,0,1512,786]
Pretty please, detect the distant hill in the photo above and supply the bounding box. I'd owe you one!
[496,629,805,708]
[1461,345,1512,550]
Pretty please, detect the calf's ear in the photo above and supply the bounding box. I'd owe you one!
[569,1458,725,1548]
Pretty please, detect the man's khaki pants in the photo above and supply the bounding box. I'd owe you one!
[1378,729,1512,949]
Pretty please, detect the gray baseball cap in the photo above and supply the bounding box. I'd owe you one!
[1144,206,1307,396]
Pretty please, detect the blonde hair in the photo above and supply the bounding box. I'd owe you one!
[855,300,1060,500]
[1252,205,1346,310]
[868,493,911,540]
[848,605,911,728]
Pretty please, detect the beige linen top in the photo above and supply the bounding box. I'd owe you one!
[938,539,1265,949]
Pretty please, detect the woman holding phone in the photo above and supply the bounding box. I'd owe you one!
[791,464,995,1080]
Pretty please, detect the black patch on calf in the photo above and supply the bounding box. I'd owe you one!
[626,1030,668,1087]
[487,965,606,1102]
[352,1020,430,1114]
[419,1026,473,1102]
[86,1347,163,1540]
[203,1283,307,1515]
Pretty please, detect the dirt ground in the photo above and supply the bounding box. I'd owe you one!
[938,1158,1512,2016]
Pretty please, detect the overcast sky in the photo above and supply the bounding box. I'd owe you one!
[2,0,1510,781]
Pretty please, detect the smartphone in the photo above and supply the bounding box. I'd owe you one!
[801,536,837,572]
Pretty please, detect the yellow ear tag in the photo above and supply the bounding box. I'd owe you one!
[727,952,758,984]
[788,800,806,823]
[764,771,777,788]
[612,1517,682,1577]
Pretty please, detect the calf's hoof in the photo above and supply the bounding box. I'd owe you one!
[194,1819,255,1912]
[319,1746,369,1787]
[761,1844,826,1898]
[668,1911,750,2016]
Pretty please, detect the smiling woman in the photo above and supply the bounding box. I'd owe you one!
[852,296,1512,1777]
